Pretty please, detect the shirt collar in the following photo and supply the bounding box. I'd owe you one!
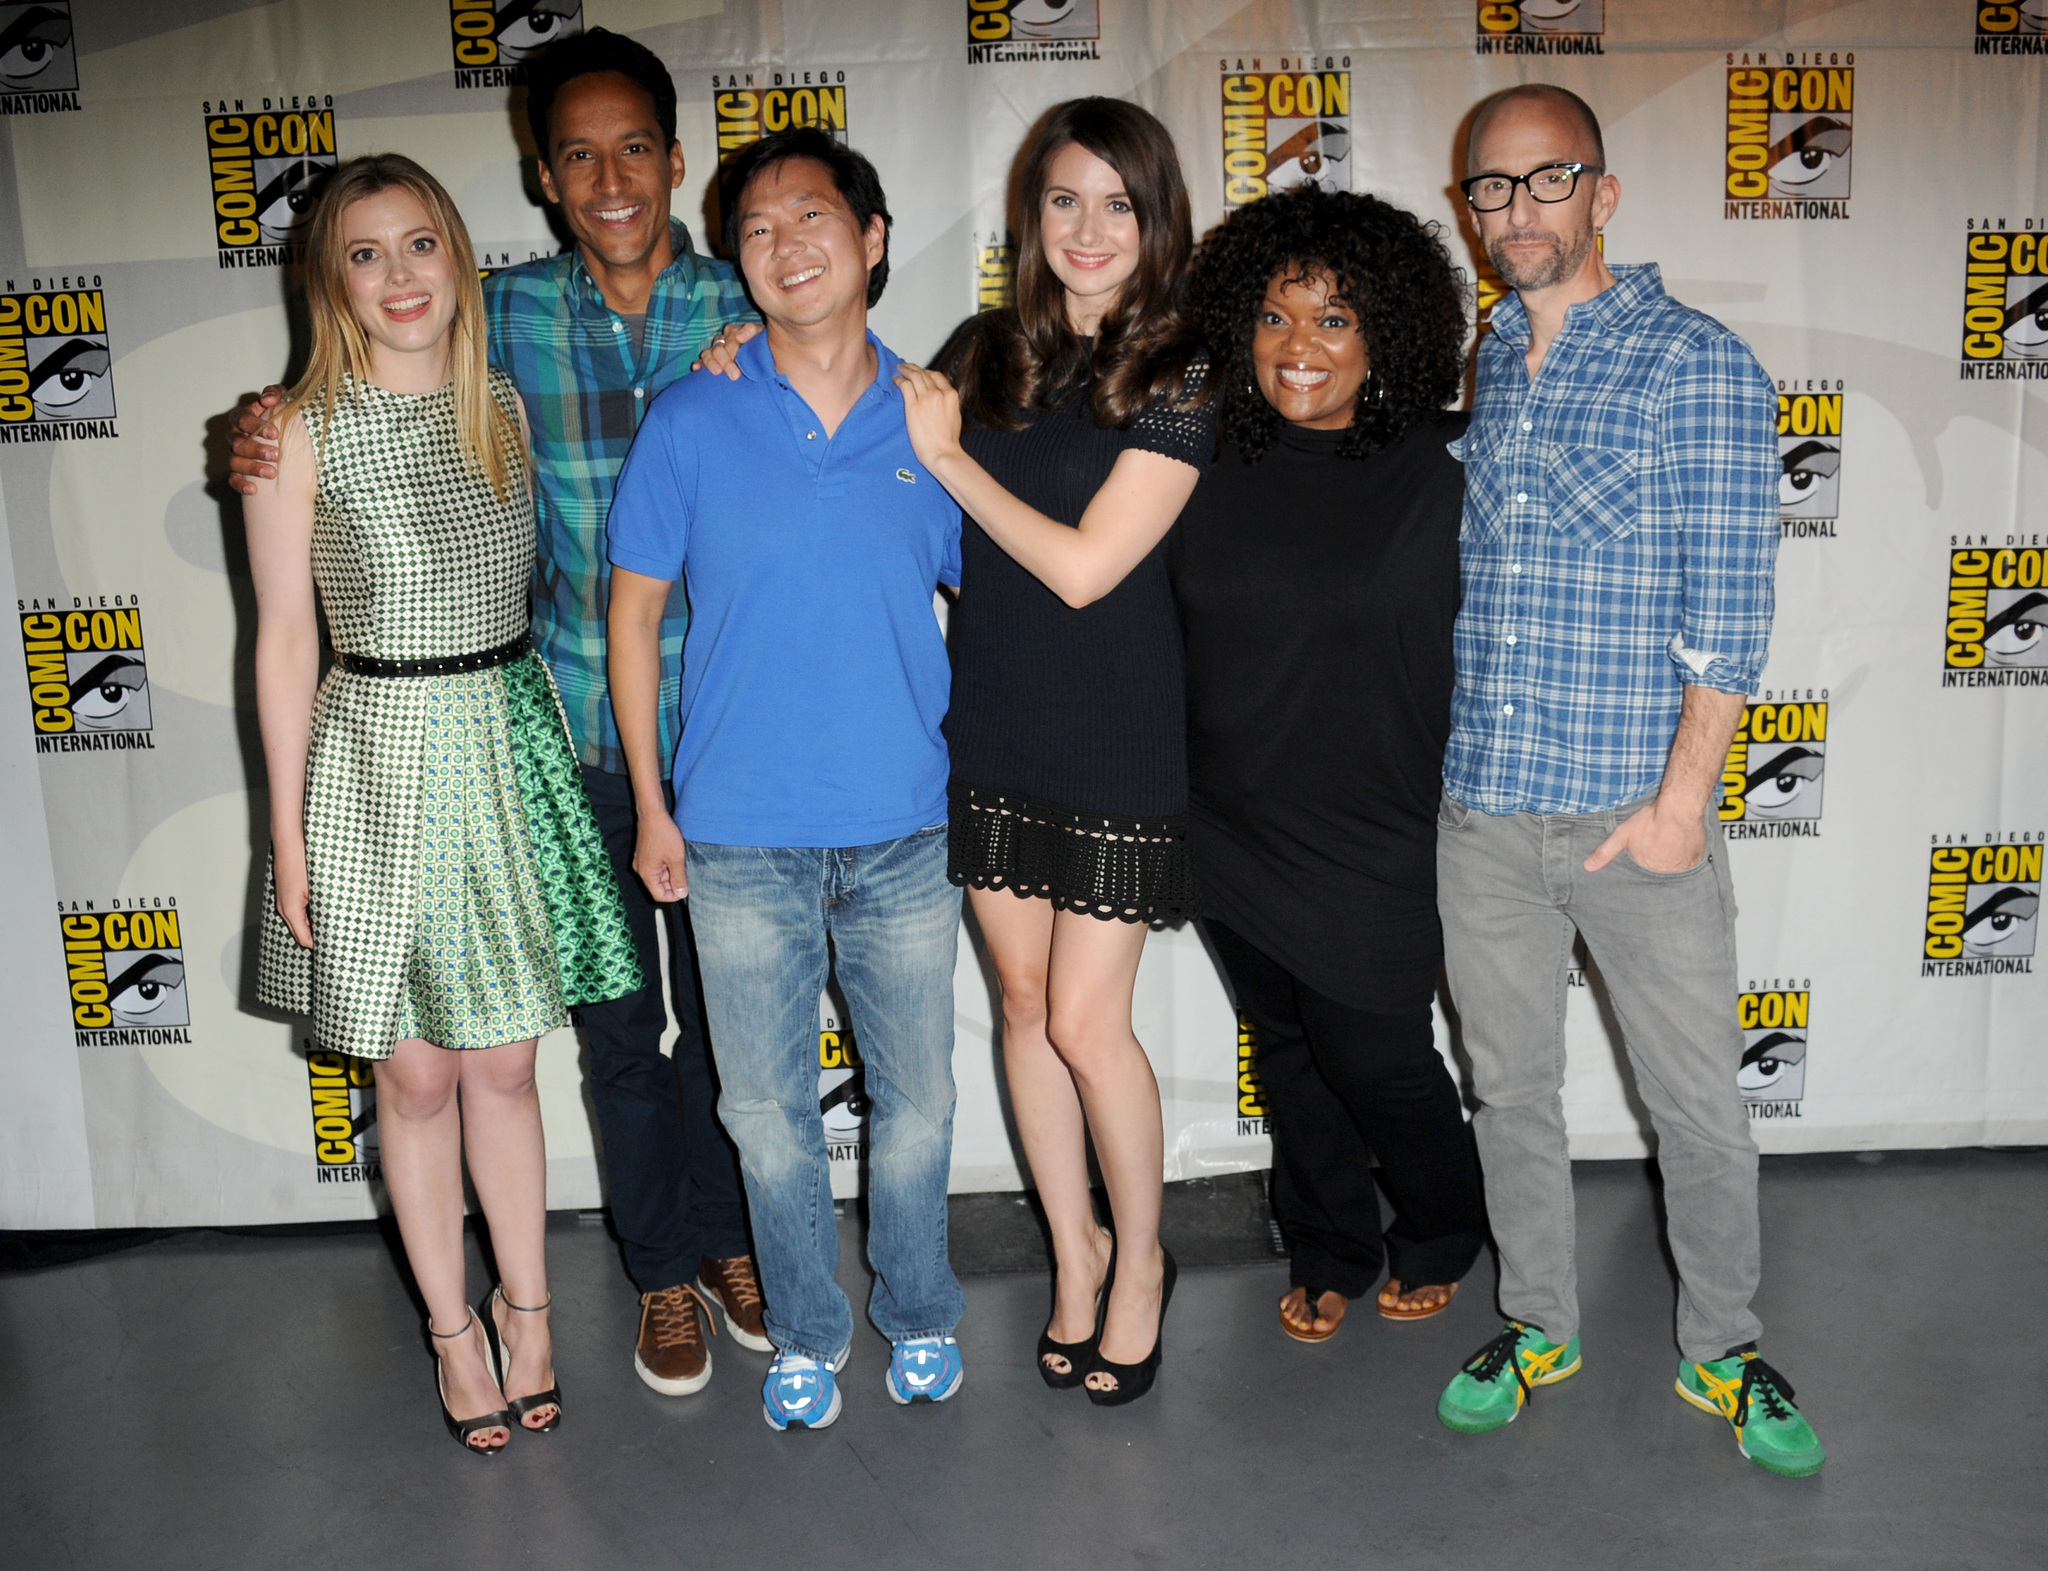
[567,217,701,309]
[1488,260,1666,349]
[738,326,898,393]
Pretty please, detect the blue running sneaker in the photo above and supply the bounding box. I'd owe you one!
[762,1349,842,1431]
[886,1335,964,1405]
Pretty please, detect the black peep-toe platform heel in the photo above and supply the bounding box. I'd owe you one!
[1038,1236,1116,1390]
[1085,1248,1177,1408]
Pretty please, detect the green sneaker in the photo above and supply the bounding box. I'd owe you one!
[1676,1346,1826,1478]
[1436,1321,1582,1434]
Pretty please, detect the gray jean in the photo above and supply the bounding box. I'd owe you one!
[1436,791,1762,1362]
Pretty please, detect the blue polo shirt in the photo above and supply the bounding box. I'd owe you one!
[606,330,962,848]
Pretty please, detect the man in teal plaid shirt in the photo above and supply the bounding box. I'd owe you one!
[232,29,767,1399]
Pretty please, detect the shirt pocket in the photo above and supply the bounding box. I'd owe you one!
[1450,426,1511,545]
[1543,443,1640,550]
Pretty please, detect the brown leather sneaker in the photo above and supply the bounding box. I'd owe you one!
[698,1254,773,1352]
[635,1284,714,1396]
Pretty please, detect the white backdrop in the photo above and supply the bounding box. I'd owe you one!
[0,0,2042,1229]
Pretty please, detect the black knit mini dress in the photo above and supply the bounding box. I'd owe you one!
[944,362,1215,923]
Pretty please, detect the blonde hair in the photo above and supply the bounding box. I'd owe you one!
[288,153,521,501]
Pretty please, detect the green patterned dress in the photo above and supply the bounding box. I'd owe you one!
[257,370,642,1058]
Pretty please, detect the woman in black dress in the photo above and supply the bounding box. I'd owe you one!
[894,99,1211,1405]
[1171,186,1489,1344]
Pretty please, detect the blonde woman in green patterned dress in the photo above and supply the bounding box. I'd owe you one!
[244,155,641,1456]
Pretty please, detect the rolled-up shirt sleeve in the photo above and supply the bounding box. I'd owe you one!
[1662,335,1779,695]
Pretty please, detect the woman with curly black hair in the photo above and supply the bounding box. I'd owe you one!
[1170,185,1488,1346]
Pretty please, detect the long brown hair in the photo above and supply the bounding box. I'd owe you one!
[288,153,521,501]
[955,98,1202,431]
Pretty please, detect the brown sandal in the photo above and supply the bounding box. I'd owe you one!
[1279,1286,1348,1344]
[1377,1279,1458,1322]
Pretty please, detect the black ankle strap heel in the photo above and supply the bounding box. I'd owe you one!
[431,1310,513,1457]
[481,1287,564,1433]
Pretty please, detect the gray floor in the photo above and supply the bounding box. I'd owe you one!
[4,1151,2044,1570]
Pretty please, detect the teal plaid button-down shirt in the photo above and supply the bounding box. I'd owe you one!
[483,221,757,774]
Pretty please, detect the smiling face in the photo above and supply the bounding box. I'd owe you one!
[536,70,684,274]
[1251,268,1369,431]
[340,187,460,369]
[734,157,885,334]
[1467,96,1616,295]
[1038,140,1142,331]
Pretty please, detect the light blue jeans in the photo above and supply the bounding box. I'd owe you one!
[686,826,965,1364]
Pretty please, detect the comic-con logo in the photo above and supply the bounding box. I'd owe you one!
[203,97,337,270]
[1236,1014,1268,1137]
[1942,543,2048,687]
[1721,692,1826,839]
[975,233,1016,314]
[1220,58,1353,211]
[308,1047,379,1181]
[1958,222,2048,379]
[1923,835,2040,977]
[1738,983,1809,1117]
[967,0,1102,65]
[0,278,115,443]
[1977,2,2048,55]
[819,1002,868,1160]
[713,70,849,162]
[59,900,189,1043]
[450,0,582,89]
[1724,54,1852,220]
[1475,1,1605,56]
[1776,381,1840,538]
[19,599,154,751]
[0,1,78,115]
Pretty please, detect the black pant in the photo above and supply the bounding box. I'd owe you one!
[1205,919,1487,1300]
[580,765,749,1293]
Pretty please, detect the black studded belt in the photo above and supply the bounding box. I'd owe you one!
[333,633,530,678]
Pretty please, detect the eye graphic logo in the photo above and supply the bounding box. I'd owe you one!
[1958,228,2048,378]
[1977,2,2048,55]
[967,0,1102,65]
[59,905,190,1043]
[18,603,156,751]
[712,70,850,160]
[0,282,116,440]
[976,234,1016,313]
[0,0,80,115]
[450,0,583,89]
[1776,385,1841,536]
[1725,56,1853,220]
[1721,697,1826,838]
[819,1005,868,1155]
[1475,0,1606,55]
[1237,1014,1268,1136]
[308,1048,380,1179]
[203,99,337,269]
[1924,839,2041,976]
[1219,60,1354,211]
[1942,547,2048,686]
[1737,988,1809,1112]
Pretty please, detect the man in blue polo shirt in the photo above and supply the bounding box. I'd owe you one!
[607,128,965,1433]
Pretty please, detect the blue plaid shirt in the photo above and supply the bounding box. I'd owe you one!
[483,221,757,774]
[1444,263,1779,816]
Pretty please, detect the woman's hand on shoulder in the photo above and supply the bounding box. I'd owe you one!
[692,320,761,380]
[893,362,965,472]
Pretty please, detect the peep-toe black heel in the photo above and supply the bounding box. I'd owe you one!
[1085,1248,1176,1408]
[481,1287,563,1433]
[1038,1236,1116,1390]
[432,1311,512,1457]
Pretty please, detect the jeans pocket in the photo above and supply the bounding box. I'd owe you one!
[1545,443,1640,550]
[1616,846,1710,880]
[1437,793,1474,833]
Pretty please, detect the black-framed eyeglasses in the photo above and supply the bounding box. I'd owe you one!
[1460,162,1600,212]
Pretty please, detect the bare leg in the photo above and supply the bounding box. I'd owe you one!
[458,1038,557,1428]
[1037,910,1164,1382]
[969,887,1113,1377]
[376,1038,507,1451]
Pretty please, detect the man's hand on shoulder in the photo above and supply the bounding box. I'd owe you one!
[225,385,288,496]
[1585,797,1707,875]
[691,321,761,380]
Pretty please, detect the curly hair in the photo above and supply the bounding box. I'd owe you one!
[1188,186,1469,463]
